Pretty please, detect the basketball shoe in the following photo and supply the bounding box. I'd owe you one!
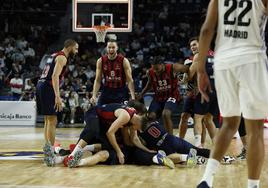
[187,148,197,167]
[156,150,175,169]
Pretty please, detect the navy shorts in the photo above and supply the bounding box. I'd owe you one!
[36,81,56,115]
[194,91,219,116]
[182,96,195,114]
[98,86,129,105]
[149,97,180,118]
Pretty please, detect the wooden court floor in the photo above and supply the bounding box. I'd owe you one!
[1,127,268,188]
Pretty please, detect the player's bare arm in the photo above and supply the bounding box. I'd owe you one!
[264,0,268,15]
[106,109,131,164]
[138,71,152,100]
[123,58,135,100]
[90,58,102,105]
[52,55,67,112]
[172,63,189,74]
[197,0,218,102]
[130,127,156,153]
[188,53,199,80]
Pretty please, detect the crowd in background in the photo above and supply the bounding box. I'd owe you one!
[2,0,266,125]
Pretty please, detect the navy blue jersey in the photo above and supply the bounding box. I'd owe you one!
[39,51,68,84]
[206,50,215,90]
[139,121,167,149]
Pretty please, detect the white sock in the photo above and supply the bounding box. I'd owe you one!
[83,145,95,152]
[195,135,201,147]
[70,145,82,156]
[180,154,188,162]
[200,158,220,187]
[248,179,259,188]
[152,155,159,164]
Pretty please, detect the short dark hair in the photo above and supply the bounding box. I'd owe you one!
[127,100,147,115]
[189,37,199,45]
[151,56,163,65]
[64,39,77,48]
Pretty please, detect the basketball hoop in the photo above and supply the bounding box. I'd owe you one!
[93,26,110,43]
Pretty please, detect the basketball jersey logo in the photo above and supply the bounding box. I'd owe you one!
[147,126,161,138]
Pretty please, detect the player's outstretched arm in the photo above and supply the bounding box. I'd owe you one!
[90,58,102,105]
[130,127,156,153]
[123,58,135,100]
[138,70,152,100]
[106,109,130,164]
[197,0,218,102]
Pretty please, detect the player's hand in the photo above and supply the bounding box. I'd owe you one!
[54,96,63,112]
[197,70,212,103]
[117,151,125,164]
[89,96,97,106]
[148,149,157,153]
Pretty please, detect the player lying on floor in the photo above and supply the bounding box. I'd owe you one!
[43,101,175,169]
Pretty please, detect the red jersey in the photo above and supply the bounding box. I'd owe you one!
[101,54,126,88]
[96,103,136,126]
[149,64,180,102]
[39,51,68,84]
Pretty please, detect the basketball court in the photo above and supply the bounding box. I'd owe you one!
[1,126,268,188]
[1,0,268,187]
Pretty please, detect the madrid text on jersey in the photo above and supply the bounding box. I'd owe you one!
[224,29,248,39]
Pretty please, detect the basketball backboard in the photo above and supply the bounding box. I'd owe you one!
[72,0,133,32]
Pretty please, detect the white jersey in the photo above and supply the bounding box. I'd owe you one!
[214,0,267,70]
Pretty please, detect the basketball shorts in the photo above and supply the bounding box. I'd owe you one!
[98,86,129,105]
[182,96,195,114]
[148,97,180,118]
[194,91,219,116]
[36,81,56,115]
[215,56,268,119]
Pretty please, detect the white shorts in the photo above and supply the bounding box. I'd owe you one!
[215,55,268,119]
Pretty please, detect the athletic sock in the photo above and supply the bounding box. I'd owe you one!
[180,154,188,162]
[195,135,202,147]
[83,144,95,152]
[70,145,82,156]
[200,158,220,187]
[248,179,259,188]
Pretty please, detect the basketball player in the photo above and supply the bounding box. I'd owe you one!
[187,38,218,148]
[36,39,78,166]
[196,1,268,187]
[178,38,198,139]
[64,101,174,168]
[132,120,234,166]
[138,56,189,134]
[90,39,135,105]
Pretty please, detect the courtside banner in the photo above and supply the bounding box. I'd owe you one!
[0,101,36,126]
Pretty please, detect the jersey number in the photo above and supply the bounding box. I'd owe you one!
[148,126,161,138]
[40,64,50,79]
[224,0,252,26]
[158,80,167,87]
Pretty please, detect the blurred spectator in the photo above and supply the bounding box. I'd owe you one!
[67,91,79,124]
[9,73,23,100]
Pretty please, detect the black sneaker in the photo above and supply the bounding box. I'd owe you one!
[236,148,246,160]
[59,149,71,156]
[197,181,211,188]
